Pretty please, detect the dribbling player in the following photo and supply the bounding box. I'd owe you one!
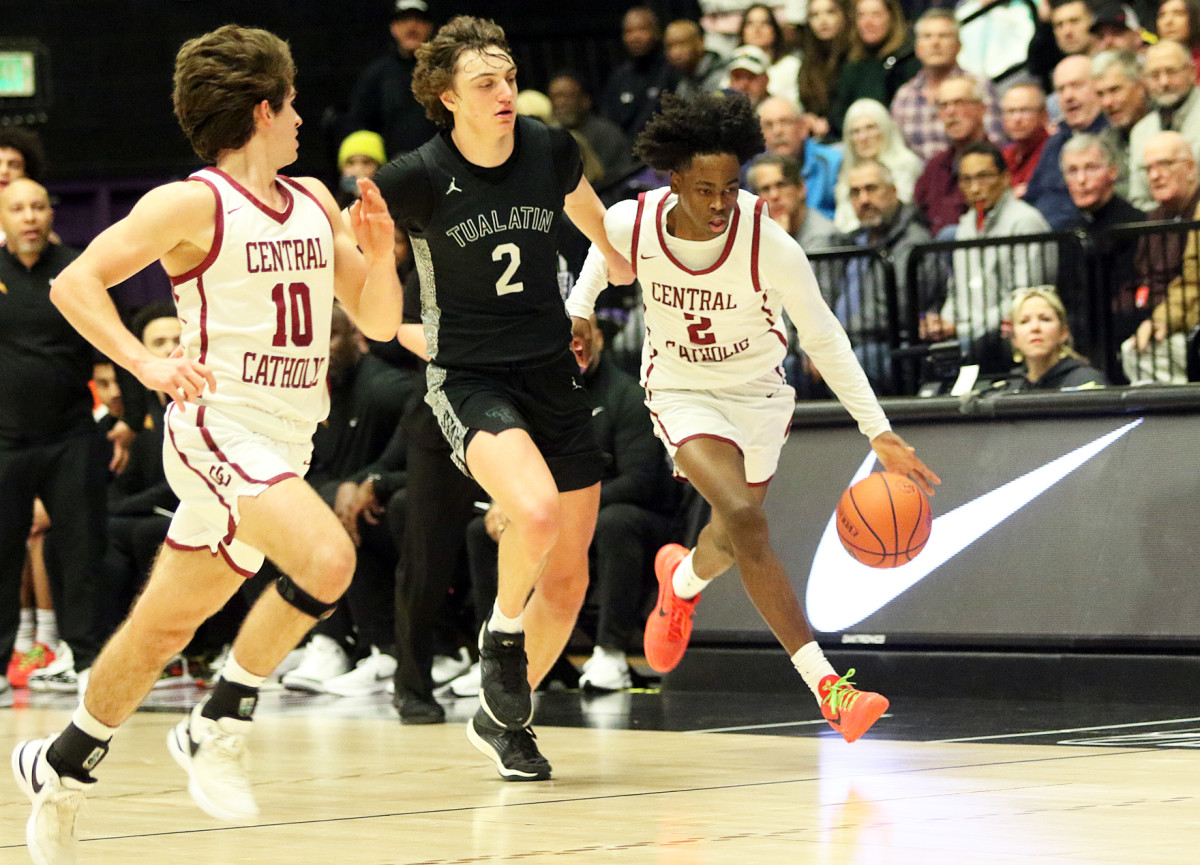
[567,92,940,742]
[374,16,633,781]
[11,25,402,865]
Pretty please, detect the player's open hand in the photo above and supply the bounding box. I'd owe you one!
[350,179,395,263]
[870,431,941,496]
[570,315,594,369]
[137,345,217,409]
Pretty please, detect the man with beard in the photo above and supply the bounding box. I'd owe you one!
[1128,40,1200,210]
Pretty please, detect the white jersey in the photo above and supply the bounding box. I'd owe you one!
[169,168,335,440]
[568,187,890,441]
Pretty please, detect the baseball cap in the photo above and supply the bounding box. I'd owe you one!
[728,45,770,77]
[1089,0,1139,33]
[391,0,432,21]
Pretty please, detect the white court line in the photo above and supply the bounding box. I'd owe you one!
[686,715,893,735]
[928,715,1200,744]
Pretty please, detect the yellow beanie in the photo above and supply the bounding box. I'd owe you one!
[338,130,386,168]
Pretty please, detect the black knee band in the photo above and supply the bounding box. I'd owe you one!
[275,575,337,620]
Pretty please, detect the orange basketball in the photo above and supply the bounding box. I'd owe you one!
[835,472,932,568]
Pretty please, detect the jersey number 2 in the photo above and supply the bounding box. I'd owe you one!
[685,313,716,345]
[492,243,524,296]
[271,282,314,347]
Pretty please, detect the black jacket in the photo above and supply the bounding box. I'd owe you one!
[1003,355,1108,391]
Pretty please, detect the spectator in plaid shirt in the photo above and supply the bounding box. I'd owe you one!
[889,8,1004,163]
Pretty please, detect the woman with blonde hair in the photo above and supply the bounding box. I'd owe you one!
[833,98,924,231]
[1004,287,1106,391]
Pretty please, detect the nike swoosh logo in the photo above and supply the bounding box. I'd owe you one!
[805,419,1143,632]
[27,745,44,794]
[227,205,244,215]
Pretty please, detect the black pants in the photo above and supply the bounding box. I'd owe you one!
[102,513,171,640]
[0,431,108,669]
[391,428,481,702]
[465,501,674,653]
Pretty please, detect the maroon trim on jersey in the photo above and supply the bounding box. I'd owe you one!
[278,175,334,232]
[750,198,765,293]
[194,406,294,489]
[654,191,740,276]
[631,193,647,280]
[206,166,295,224]
[170,177,225,287]
[751,200,788,349]
[166,404,239,544]
[215,543,258,578]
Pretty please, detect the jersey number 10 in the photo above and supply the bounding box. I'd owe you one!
[271,281,314,347]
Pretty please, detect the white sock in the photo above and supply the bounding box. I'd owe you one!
[791,641,837,702]
[489,601,524,634]
[72,702,119,743]
[220,654,267,689]
[671,551,710,600]
[15,608,35,654]
[35,609,58,649]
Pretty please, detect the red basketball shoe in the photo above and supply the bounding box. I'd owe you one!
[8,642,56,688]
[643,544,700,674]
[819,669,889,743]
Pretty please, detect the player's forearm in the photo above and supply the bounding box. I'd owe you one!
[565,245,609,318]
[348,259,403,342]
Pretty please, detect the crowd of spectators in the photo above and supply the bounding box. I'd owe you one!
[11,0,1200,714]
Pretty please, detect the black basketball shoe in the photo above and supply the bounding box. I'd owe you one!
[466,709,551,782]
[477,624,532,729]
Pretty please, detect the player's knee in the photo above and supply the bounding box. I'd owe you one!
[304,534,356,601]
[507,494,561,551]
[129,615,194,661]
[724,502,769,548]
[538,569,588,615]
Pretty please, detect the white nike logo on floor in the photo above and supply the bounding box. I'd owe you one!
[805,418,1143,632]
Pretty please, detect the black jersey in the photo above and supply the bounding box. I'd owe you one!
[375,117,583,368]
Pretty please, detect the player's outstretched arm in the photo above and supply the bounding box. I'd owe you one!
[300,176,402,341]
[49,182,217,406]
[870,431,941,496]
[564,175,634,286]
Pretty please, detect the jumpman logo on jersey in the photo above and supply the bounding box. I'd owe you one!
[446,177,462,195]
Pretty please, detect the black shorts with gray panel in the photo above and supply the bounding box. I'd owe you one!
[425,349,603,493]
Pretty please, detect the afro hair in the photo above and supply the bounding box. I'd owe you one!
[634,91,765,174]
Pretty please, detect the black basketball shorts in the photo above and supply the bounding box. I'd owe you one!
[425,349,603,492]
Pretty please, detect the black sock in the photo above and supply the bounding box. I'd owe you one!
[201,677,259,723]
[47,723,109,783]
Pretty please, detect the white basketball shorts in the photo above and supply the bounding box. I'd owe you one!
[161,402,312,576]
[646,370,795,485]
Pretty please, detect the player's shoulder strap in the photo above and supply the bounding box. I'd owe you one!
[750,195,767,294]
[631,191,649,281]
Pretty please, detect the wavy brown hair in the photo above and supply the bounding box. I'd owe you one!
[797,0,852,117]
[412,16,511,128]
[172,25,295,163]
[847,0,910,63]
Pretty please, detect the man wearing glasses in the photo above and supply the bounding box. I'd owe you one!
[923,140,1054,372]
[913,74,993,235]
[1128,40,1200,210]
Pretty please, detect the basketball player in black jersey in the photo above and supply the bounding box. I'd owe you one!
[375,16,633,781]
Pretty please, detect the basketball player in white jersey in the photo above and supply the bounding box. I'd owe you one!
[11,26,402,864]
[567,92,940,743]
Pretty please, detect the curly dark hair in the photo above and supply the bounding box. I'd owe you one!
[0,127,45,181]
[634,92,766,174]
[413,16,511,128]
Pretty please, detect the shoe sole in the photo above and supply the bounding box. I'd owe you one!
[323,682,389,697]
[166,724,260,822]
[465,721,551,782]
[280,679,328,694]
[832,694,890,743]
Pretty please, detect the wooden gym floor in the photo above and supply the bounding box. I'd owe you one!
[3,680,1200,864]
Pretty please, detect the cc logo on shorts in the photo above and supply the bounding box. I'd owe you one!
[208,465,232,487]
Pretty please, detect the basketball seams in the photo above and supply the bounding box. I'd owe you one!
[837,471,931,569]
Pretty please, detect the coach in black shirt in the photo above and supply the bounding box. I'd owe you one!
[0,179,115,695]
